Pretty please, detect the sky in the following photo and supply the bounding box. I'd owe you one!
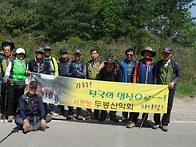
[189,0,196,18]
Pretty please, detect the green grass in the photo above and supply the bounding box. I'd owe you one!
[175,81,196,98]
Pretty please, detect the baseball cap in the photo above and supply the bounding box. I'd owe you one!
[29,81,37,88]
[162,47,172,53]
[74,49,82,55]
[60,48,68,54]
[44,46,52,50]
[105,57,115,64]
[35,47,44,53]
[16,48,26,54]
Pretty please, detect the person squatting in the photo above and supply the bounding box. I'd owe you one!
[0,40,180,133]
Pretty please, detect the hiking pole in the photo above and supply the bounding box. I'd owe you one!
[139,113,148,129]
[0,129,19,144]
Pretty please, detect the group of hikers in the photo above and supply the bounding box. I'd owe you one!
[0,39,180,133]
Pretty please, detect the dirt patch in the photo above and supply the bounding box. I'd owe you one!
[171,97,196,121]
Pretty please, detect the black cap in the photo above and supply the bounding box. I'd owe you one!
[44,46,52,50]
[2,40,15,50]
[29,81,37,88]
[162,47,172,54]
[105,57,115,64]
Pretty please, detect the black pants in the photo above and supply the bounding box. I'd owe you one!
[130,112,149,123]
[44,103,54,114]
[154,89,175,126]
[7,84,25,116]
[100,110,117,120]
[68,106,82,116]
[122,112,134,120]
[15,115,52,131]
[1,83,7,113]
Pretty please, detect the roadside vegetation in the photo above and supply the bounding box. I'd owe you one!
[0,0,195,98]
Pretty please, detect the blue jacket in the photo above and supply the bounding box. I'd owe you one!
[19,93,46,120]
[28,57,51,74]
[136,59,155,84]
[66,60,86,78]
[120,58,135,83]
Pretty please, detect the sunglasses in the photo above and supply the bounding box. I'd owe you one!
[17,53,25,55]
[36,52,44,55]
[126,54,133,56]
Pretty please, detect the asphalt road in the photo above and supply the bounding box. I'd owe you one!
[1,97,196,147]
[0,119,196,147]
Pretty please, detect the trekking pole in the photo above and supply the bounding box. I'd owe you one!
[0,129,19,144]
[139,113,148,129]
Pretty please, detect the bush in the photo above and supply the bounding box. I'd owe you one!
[176,81,196,98]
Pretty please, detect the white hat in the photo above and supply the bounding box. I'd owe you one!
[16,48,26,55]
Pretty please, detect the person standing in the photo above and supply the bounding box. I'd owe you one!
[28,47,51,75]
[27,47,51,116]
[57,48,70,115]
[99,57,121,122]
[43,46,59,116]
[127,47,156,128]
[153,47,180,132]
[0,40,15,119]
[4,48,28,122]
[15,81,52,133]
[119,48,135,122]
[85,49,104,120]
[66,49,86,120]
[43,46,58,76]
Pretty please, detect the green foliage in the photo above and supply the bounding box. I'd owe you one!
[176,81,196,98]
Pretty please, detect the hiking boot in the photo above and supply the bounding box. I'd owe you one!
[161,125,168,132]
[110,117,119,123]
[126,122,136,128]
[8,115,14,122]
[152,124,160,129]
[67,115,75,120]
[122,117,128,122]
[142,119,150,127]
[99,117,106,122]
[77,115,83,120]
[86,115,92,120]
[23,126,34,134]
[49,111,59,117]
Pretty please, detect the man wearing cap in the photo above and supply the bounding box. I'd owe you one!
[43,46,59,116]
[15,81,52,133]
[44,46,58,76]
[27,47,51,75]
[4,48,28,122]
[119,48,136,122]
[57,48,70,115]
[0,40,15,119]
[58,48,70,77]
[127,47,156,128]
[153,47,180,132]
[66,49,86,120]
[99,57,121,122]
